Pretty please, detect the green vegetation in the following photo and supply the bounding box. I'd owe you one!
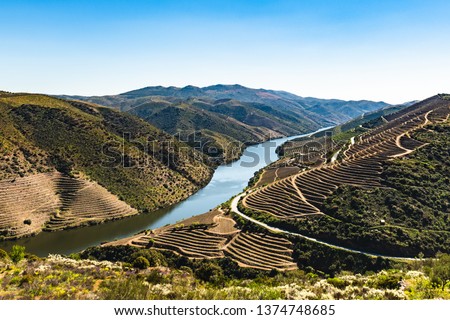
[132,256,150,269]
[1,246,450,300]
[0,94,212,215]
[426,253,450,290]
[9,245,25,263]
[319,121,450,256]
[243,95,450,258]
[0,248,9,260]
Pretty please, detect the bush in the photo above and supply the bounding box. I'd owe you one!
[9,245,25,263]
[372,272,402,289]
[101,278,149,299]
[24,253,40,262]
[195,261,224,284]
[132,256,150,269]
[427,253,450,290]
[146,269,168,284]
[145,238,155,248]
[327,277,348,289]
[0,248,9,260]
[130,250,167,267]
[80,245,138,262]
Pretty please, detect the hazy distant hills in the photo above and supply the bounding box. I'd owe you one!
[62,84,390,163]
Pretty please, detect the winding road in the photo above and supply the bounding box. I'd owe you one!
[231,193,417,261]
[231,106,450,262]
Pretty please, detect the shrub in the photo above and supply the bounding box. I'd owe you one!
[101,278,149,300]
[132,256,150,269]
[372,272,402,289]
[145,239,155,248]
[9,245,25,263]
[146,269,167,284]
[0,248,9,260]
[327,277,348,289]
[80,245,138,262]
[195,261,224,284]
[24,253,40,262]
[427,253,450,290]
[130,250,167,267]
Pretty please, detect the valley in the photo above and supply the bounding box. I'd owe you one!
[1,89,449,294]
[1,91,449,302]
[0,129,323,255]
[99,94,450,275]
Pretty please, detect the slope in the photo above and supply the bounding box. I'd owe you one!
[241,94,450,257]
[0,92,212,239]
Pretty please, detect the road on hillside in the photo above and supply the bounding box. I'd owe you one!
[231,193,417,261]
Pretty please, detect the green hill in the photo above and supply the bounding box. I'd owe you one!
[0,92,212,238]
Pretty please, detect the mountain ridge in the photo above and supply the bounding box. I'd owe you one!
[60,84,391,163]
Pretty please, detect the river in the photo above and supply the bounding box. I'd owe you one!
[0,128,331,256]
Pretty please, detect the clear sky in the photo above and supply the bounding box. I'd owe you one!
[1,0,449,104]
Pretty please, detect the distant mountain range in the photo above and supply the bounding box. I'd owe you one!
[61,85,391,163]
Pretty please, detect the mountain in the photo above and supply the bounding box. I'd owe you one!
[61,85,390,163]
[0,92,212,239]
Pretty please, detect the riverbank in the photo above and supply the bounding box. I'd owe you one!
[0,128,330,256]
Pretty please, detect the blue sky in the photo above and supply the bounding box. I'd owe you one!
[1,0,449,103]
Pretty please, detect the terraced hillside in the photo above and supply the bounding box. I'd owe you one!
[0,172,137,239]
[0,92,211,239]
[223,232,297,270]
[241,95,450,257]
[117,210,297,271]
[0,173,60,238]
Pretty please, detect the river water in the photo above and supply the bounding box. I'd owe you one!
[0,128,330,256]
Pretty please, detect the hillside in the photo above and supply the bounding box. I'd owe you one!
[126,100,281,163]
[1,94,449,300]
[77,94,449,279]
[0,92,212,239]
[240,94,450,258]
[276,102,411,159]
[62,85,390,163]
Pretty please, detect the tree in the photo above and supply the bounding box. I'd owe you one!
[132,256,150,269]
[195,261,224,284]
[9,245,25,263]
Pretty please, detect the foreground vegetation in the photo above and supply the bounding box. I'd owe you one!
[1,246,449,300]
